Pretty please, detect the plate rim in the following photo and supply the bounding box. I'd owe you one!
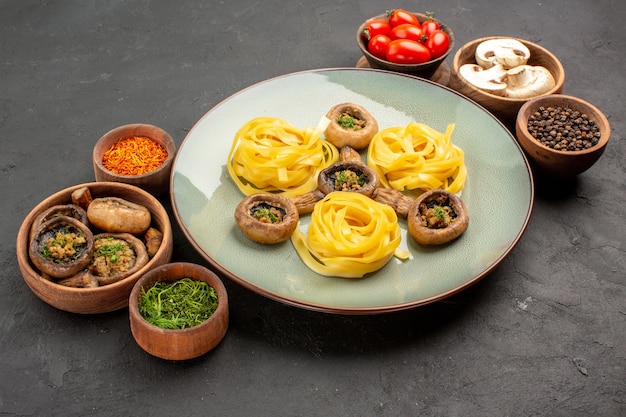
[169,67,535,315]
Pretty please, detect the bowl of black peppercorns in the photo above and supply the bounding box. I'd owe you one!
[515,94,610,178]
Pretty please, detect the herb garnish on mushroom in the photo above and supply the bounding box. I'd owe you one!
[324,103,378,150]
[407,189,469,246]
[234,193,299,244]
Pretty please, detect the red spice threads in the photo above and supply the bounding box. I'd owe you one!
[102,136,168,176]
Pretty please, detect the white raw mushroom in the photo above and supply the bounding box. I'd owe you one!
[475,38,531,69]
[458,63,508,96]
[505,65,556,98]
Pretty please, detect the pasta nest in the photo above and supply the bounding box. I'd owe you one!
[227,117,339,197]
[291,191,402,278]
[367,122,467,194]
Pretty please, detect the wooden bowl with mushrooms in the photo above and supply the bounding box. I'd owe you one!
[16,182,173,314]
[449,36,565,126]
[129,262,229,361]
[93,123,176,197]
[515,94,610,178]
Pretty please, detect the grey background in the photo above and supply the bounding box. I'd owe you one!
[1,0,624,416]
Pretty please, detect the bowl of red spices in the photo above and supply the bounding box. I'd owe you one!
[515,94,611,178]
[129,262,229,361]
[93,123,176,196]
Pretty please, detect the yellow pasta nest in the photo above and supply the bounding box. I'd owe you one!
[227,116,339,197]
[291,191,404,278]
[367,122,466,194]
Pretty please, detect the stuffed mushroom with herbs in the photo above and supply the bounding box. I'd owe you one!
[317,161,379,197]
[29,216,94,279]
[29,203,89,241]
[88,233,149,286]
[235,193,299,244]
[407,190,469,245]
[324,103,378,150]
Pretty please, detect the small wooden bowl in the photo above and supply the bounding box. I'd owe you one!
[357,12,455,79]
[515,94,610,178]
[16,182,173,314]
[93,123,176,196]
[129,262,229,361]
[449,36,565,125]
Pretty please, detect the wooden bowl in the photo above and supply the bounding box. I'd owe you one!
[16,182,173,314]
[449,36,565,125]
[129,262,229,360]
[515,94,610,178]
[356,12,454,79]
[93,123,176,196]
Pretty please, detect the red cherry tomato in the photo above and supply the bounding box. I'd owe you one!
[367,34,391,60]
[386,39,431,64]
[389,24,424,42]
[363,18,391,40]
[421,20,440,37]
[387,9,420,28]
[425,30,450,59]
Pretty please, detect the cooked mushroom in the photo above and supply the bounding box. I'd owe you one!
[290,189,325,214]
[458,63,508,96]
[29,216,94,279]
[87,197,151,234]
[88,233,149,286]
[71,186,93,211]
[143,227,163,258]
[29,204,89,241]
[371,188,415,219]
[475,38,530,69]
[505,64,555,98]
[235,193,299,244]
[289,145,376,214]
[407,190,469,246]
[317,160,379,197]
[324,103,378,150]
[56,270,100,288]
[338,145,363,163]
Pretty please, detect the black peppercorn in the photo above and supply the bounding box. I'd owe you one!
[527,105,600,151]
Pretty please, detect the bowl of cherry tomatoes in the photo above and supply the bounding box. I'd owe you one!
[357,10,454,79]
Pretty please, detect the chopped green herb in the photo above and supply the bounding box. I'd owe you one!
[94,239,128,263]
[40,227,86,263]
[336,170,349,184]
[434,206,446,220]
[253,207,279,223]
[139,278,219,330]
[337,115,356,129]
[250,203,284,224]
[332,169,368,190]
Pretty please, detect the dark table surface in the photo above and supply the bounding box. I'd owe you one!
[1,0,624,416]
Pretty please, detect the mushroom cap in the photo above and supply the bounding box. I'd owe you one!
[505,65,555,98]
[475,38,531,69]
[407,190,469,246]
[29,215,95,279]
[317,160,379,197]
[458,63,507,96]
[29,203,89,241]
[89,232,150,286]
[324,103,378,150]
[234,193,300,244]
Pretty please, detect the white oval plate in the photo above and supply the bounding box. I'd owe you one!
[170,68,534,314]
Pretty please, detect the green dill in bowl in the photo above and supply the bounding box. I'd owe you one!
[139,277,218,330]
